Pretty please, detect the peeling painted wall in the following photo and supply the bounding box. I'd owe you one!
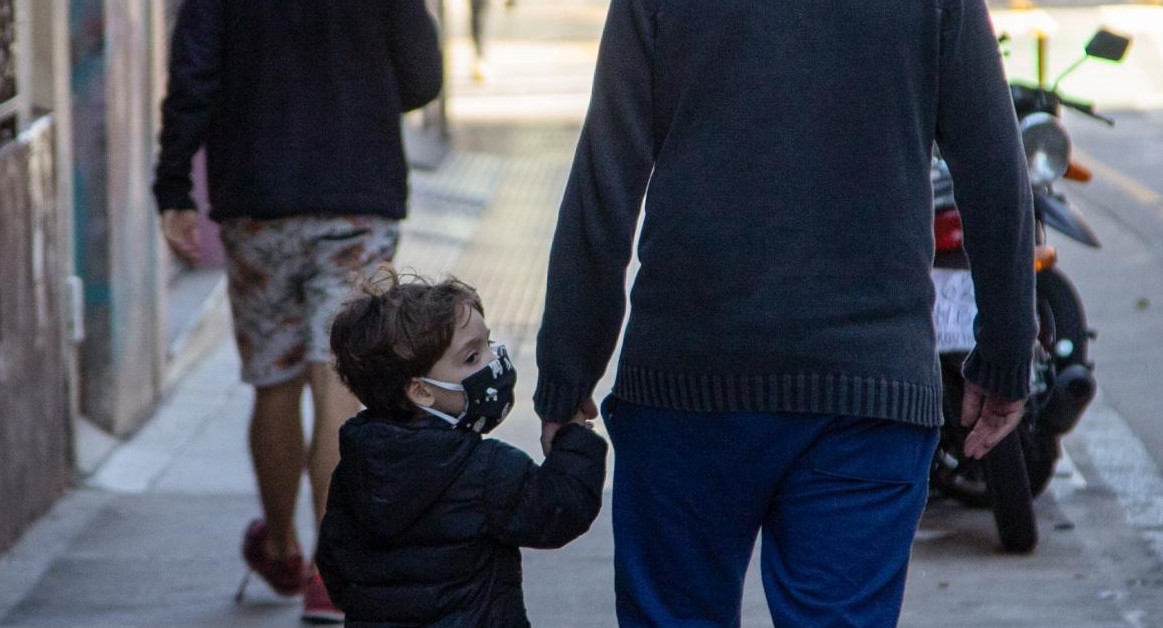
[0,118,70,554]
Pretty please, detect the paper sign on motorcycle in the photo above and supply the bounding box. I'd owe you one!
[932,268,977,354]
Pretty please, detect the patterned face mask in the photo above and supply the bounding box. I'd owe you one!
[419,344,517,434]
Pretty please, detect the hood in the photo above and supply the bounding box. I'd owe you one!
[338,411,480,538]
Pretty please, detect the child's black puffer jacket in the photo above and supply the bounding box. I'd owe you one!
[316,410,607,627]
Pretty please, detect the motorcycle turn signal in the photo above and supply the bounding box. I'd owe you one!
[1035,245,1058,272]
[1064,162,1093,183]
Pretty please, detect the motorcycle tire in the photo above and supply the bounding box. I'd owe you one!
[933,269,1089,507]
[931,357,993,508]
[1036,267,1089,368]
[1022,267,1090,497]
[984,430,1039,553]
[1020,423,1059,499]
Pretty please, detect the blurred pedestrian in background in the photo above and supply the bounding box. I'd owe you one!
[469,0,492,82]
[152,0,442,623]
[535,0,1035,625]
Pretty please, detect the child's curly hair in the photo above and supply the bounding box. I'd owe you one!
[330,263,483,417]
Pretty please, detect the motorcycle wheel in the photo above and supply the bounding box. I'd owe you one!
[1020,421,1059,499]
[932,269,1089,506]
[1023,268,1090,497]
[1036,267,1089,368]
[930,356,992,508]
[984,430,1039,553]
[932,365,1039,551]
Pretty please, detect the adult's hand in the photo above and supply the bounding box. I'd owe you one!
[161,209,201,265]
[540,397,598,457]
[960,380,1026,460]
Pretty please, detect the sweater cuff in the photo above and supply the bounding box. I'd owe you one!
[961,346,1033,402]
[153,176,196,213]
[533,377,592,423]
[154,191,197,214]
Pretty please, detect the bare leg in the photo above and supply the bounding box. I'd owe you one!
[307,362,362,531]
[469,0,490,60]
[470,0,491,81]
[250,377,307,559]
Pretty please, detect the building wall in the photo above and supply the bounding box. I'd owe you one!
[72,0,165,435]
[0,119,70,554]
[105,0,164,432]
[70,0,115,427]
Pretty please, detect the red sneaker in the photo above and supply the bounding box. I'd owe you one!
[302,571,344,624]
[234,519,305,602]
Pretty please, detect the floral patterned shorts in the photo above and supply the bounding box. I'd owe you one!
[220,216,400,387]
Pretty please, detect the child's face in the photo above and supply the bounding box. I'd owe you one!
[422,305,494,417]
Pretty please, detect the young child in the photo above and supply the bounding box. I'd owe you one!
[316,268,607,627]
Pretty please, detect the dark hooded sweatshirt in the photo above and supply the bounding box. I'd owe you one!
[316,411,607,628]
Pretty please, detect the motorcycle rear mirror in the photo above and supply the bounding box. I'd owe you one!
[1053,29,1131,91]
[1085,29,1131,62]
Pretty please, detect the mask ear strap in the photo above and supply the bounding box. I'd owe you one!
[420,377,464,392]
[417,405,461,427]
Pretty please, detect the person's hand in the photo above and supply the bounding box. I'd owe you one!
[161,209,201,265]
[540,397,597,457]
[960,380,1026,459]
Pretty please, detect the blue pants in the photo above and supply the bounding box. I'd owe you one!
[603,397,939,628]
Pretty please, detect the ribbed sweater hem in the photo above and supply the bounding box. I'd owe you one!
[534,366,945,427]
[611,365,944,427]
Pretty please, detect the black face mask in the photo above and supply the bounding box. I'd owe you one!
[420,344,517,434]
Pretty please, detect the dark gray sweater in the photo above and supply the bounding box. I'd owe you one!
[534,0,1036,426]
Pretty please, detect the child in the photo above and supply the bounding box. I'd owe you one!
[316,268,607,627]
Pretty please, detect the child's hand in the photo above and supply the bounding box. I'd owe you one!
[541,398,597,455]
[568,398,598,430]
[569,416,595,430]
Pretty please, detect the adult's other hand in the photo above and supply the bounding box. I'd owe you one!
[540,397,598,457]
[960,380,1026,460]
[161,209,201,265]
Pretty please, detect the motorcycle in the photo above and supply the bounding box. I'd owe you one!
[929,28,1131,553]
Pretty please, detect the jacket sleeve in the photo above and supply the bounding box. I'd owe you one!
[388,0,444,112]
[935,0,1037,401]
[152,0,224,213]
[533,0,657,422]
[482,425,608,549]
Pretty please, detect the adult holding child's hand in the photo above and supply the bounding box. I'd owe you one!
[533,0,1036,624]
[542,397,597,456]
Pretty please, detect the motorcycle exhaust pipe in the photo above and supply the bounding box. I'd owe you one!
[1039,364,1097,436]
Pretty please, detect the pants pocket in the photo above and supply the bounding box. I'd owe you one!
[807,416,938,485]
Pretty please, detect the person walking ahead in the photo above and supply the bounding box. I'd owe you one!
[152,0,442,622]
[535,0,1036,625]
